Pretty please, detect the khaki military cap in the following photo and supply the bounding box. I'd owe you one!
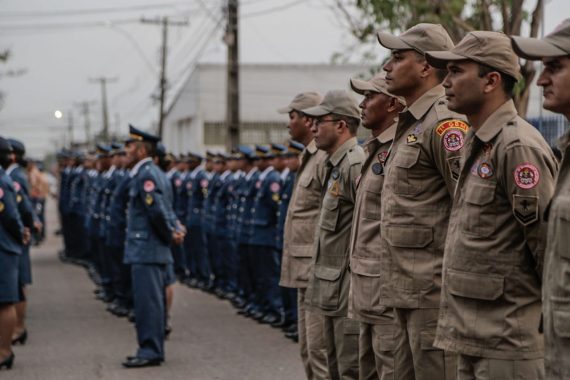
[350,73,406,105]
[377,23,454,54]
[511,18,570,60]
[426,31,521,81]
[277,91,323,114]
[303,90,361,120]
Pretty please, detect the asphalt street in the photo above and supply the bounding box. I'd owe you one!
[3,200,304,380]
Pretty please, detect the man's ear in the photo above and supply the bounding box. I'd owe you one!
[483,71,502,94]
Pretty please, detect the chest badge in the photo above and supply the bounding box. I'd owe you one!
[329,180,340,197]
[331,168,340,180]
[443,130,465,152]
[477,162,494,179]
[371,162,383,175]
[407,134,417,144]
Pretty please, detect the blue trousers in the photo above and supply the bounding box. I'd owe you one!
[186,226,211,282]
[248,245,283,316]
[131,263,167,361]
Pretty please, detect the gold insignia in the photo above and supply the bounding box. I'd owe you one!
[435,119,469,136]
[145,194,154,205]
[329,180,340,197]
[0,202,4,212]
[407,134,418,143]
[16,195,22,203]
[272,193,280,202]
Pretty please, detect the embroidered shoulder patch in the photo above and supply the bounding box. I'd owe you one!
[514,163,540,189]
[175,178,182,187]
[442,130,465,152]
[200,179,209,188]
[436,119,469,136]
[13,182,21,192]
[512,194,539,226]
[270,182,280,193]
[143,180,155,192]
[0,188,3,199]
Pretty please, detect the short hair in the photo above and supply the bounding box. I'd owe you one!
[138,141,156,157]
[477,64,516,98]
[333,113,360,135]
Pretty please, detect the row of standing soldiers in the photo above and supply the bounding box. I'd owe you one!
[57,139,305,343]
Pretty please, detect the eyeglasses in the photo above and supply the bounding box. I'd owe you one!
[314,118,341,127]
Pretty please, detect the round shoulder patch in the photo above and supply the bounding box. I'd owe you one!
[200,179,209,188]
[143,180,155,192]
[514,163,540,189]
[436,119,469,136]
[255,180,262,189]
[0,188,3,199]
[270,182,281,193]
[443,129,465,152]
[186,181,193,190]
[175,178,182,187]
[13,181,21,192]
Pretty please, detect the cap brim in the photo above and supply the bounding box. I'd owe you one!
[277,106,292,114]
[350,78,375,95]
[302,105,331,117]
[425,50,468,69]
[511,36,567,60]
[377,32,413,50]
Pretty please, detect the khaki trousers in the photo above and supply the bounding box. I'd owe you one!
[457,354,544,380]
[323,315,360,380]
[299,288,329,380]
[359,322,396,380]
[394,308,457,380]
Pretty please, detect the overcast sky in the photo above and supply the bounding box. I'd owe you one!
[0,0,567,157]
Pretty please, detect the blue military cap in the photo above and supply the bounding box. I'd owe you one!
[7,138,25,155]
[271,143,287,157]
[236,145,255,160]
[155,142,167,157]
[126,124,161,144]
[0,136,13,153]
[72,150,85,160]
[287,140,304,156]
[205,150,216,161]
[214,152,229,162]
[187,152,203,163]
[96,143,112,158]
[110,142,124,152]
[255,145,274,159]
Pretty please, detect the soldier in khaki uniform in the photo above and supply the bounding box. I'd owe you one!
[376,23,467,380]
[425,31,558,380]
[347,73,405,380]
[278,92,331,379]
[511,19,570,380]
[303,90,366,380]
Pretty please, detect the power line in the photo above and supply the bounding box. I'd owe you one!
[241,0,306,18]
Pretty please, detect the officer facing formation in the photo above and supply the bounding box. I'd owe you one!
[511,19,570,380]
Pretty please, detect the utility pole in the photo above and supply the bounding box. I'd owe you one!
[141,16,189,138]
[74,100,96,147]
[225,0,240,150]
[67,110,74,148]
[89,77,118,141]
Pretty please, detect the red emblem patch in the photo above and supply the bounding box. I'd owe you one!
[0,188,3,199]
[255,180,262,189]
[514,163,540,189]
[378,151,389,164]
[175,178,182,187]
[13,182,20,192]
[200,179,208,188]
[143,180,155,192]
[443,130,464,152]
[270,182,280,193]
[477,162,494,178]
[186,182,193,190]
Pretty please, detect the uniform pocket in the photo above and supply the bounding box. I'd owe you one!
[462,181,496,237]
[297,174,320,208]
[319,196,340,232]
[447,269,504,300]
[551,297,570,338]
[350,257,385,315]
[391,145,421,195]
[313,265,343,310]
[363,180,382,220]
[128,230,149,240]
[554,200,570,260]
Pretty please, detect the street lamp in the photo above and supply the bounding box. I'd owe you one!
[54,110,63,119]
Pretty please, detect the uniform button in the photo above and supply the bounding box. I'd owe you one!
[135,233,140,238]
[251,208,255,212]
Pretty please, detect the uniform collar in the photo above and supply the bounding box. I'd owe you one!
[306,139,318,154]
[6,163,18,175]
[220,170,232,180]
[245,167,258,180]
[129,157,152,178]
[166,167,177,179]
[473,99,518,143]
[259,165,274,181]
[280,167,290,181]
[406,85,445,121]
[328,137,358,167]
[103,165,116,178]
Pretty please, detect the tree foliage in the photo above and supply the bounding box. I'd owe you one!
[333,0,544,116]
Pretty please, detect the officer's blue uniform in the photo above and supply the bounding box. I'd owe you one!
[0,165,25,303]
[211,168,234,292]
[248,164,283,319]
[125,156,175,362]
[185,164,211,285]
[167,168,186,279]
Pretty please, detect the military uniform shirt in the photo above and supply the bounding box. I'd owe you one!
[348,123,396,324]
[380,85,468,309]
[305,137,365,317]
[280,140,328,289]
[435,99,557,360]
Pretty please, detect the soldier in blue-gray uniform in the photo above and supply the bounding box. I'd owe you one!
[121,125,183,368]
[5,139,39,346]
[235,149,260,316]
[247,145,283,324]
[173,155,190,281]
[105,144,132,318]
[0,136,26,370]
[57,150,73,261]
[276,141,303,340]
